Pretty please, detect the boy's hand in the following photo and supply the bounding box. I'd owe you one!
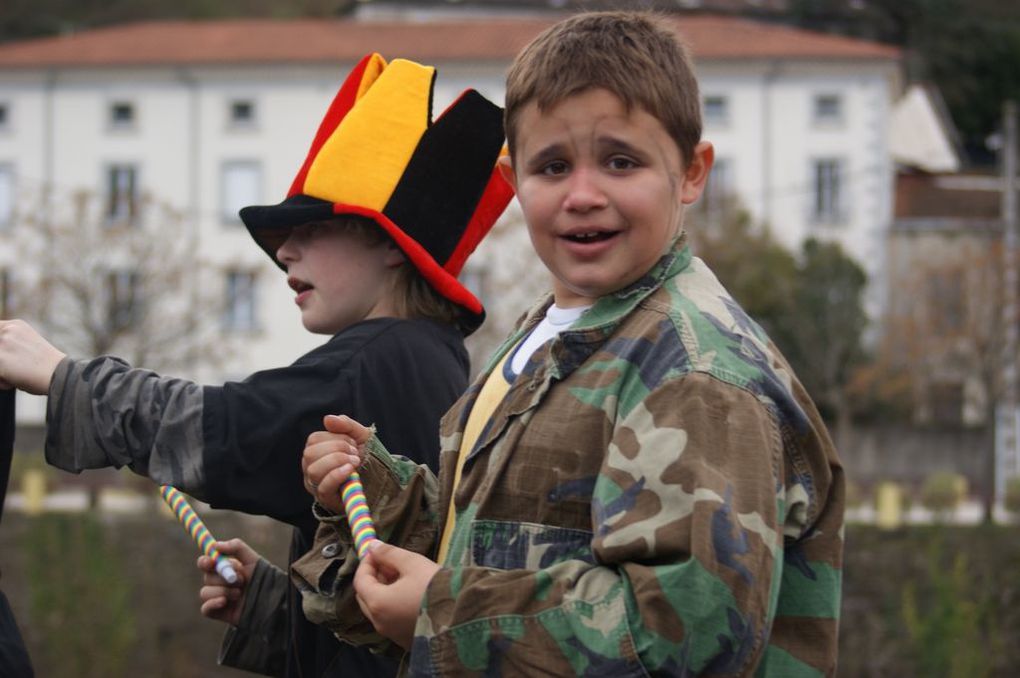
[302,414,371,513]
[0,320,66,394]
[197,539,259,627]
[353,543,440,650]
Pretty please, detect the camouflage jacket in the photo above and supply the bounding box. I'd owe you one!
[291,237,844,677]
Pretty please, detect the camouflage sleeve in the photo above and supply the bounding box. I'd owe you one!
[45,356,205,491]
[413,373,787,676]
[290,435,441,654]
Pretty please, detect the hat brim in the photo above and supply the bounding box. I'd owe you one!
[240,194,485,335]
[240,194,337,267]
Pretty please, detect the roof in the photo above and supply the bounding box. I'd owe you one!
[0,15,900,69]
[890,84,963,173]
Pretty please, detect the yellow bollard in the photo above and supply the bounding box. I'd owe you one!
[875,481,903,530]
[21,468,46,516]
[953,475,968,505]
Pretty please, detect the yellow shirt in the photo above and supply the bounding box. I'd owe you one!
[435,349,514,564]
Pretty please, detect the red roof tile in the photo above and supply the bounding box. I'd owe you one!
[0,15,900,68]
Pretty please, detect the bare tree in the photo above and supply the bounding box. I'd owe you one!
[2,183,252,503]
[8,184,246,379]
[879,226,1008,522]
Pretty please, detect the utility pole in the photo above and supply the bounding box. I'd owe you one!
[997,100,1018,519]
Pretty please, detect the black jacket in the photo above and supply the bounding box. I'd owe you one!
[44,318,469,677]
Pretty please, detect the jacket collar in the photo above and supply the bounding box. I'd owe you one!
[456,233,691,464]
[481,232,692,384]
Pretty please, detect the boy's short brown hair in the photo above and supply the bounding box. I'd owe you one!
[339,216,461,327]
[505,11,702,166]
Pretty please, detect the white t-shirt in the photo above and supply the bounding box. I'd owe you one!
[509,303,592,376]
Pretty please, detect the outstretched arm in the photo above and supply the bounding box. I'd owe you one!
[35,336,375,525]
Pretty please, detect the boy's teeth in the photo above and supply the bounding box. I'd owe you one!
[569,231,608,242]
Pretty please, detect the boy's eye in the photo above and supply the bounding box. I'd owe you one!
[293,222,323,239]
[607,156,638,171]
[540,160,570,176]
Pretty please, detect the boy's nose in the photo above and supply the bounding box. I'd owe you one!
[562,167,608,212]
[276,234,299,265]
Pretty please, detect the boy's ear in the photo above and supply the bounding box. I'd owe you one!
[496,155,517,192]
[383,241,407,268]
[679,141,715,205]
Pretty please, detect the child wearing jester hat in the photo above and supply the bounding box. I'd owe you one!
[0,53,512,677]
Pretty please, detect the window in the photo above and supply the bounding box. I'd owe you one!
[700,157,733,216]
[813,94,842,125]
[812,158,844,223]
[221,161,261,223]
[0,164,13,229]
[106,164,139,224]
[229,99,257,127]
[703,95,729,126]
[224,270,258,332]
[106,269,141,331]
[109,101,136,129]
[0,269,11,318]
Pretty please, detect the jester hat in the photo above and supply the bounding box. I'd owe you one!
[241,53,513,334]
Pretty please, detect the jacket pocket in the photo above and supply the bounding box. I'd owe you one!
[469,519,595,570]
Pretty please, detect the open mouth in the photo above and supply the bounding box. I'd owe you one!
[563,231,618,244]
[288,277,313,294]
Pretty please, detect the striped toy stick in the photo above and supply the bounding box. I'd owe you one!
[159,484,239,584]
[341,471,379,559]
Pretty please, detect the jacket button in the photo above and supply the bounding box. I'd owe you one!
[321,542,340,558]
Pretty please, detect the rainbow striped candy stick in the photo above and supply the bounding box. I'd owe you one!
[341,472,378,559]
[159,485,239,584]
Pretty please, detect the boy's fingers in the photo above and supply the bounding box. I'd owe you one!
[319,464,354,496]
[365,542,395,563]
[213,539,257,566]
[311,438,359,458]
[306,453,358,489]
[354,553,384,595]
[305,430,356,448]
[200,584,239,599]
[200,596,228,617]
[302,439,359,475]
[323,414,371,443]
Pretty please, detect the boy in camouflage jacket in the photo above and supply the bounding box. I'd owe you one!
[292,11,844,677]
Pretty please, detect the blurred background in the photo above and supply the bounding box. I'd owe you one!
[1,0,1019,675]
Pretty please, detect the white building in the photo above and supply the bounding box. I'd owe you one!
[0,12,901,428]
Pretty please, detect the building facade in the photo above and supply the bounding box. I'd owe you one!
[0,12,901,427]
